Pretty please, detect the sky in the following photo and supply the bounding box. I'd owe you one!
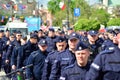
[36,0,50,9]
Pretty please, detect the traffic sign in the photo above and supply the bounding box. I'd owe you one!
[74,8,80,17]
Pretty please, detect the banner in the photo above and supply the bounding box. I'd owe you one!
[25,17,41,32]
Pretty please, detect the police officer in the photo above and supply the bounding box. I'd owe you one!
[60,43,90,80]
[26,39,48,80]
[20,35,27,45]
[49,32,80,80]
[10,31,22,70]
[67,27,74,36]
[2,30,10,74]
[42,36,67,80]
[85,33,120,80]
[46,28,58,52]
[17,33,38,69]
[83,30,103,62]
[101,30,117,51]
[38,29,46,41]
[0,30,6,71]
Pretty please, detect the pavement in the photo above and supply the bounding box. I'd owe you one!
[0,70,10,80]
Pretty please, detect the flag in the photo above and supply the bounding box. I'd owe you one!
[18,4,27,10]
[59,1,66,10]
[22,5,27,9]
[18,4,23,10]
[2,4,8,9]
[6,4,11,9]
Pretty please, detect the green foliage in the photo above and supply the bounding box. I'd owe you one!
[48,0,110,30]
[53,10,66,26]
[107,18,120,26]
[74,18,100,31]
[90,9,110,25]
[47,0,61,15]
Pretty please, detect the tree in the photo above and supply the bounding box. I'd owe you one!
[90,8,110,26]
[107,18,120,26]
[48,0,91,26]
[47,0,61,15]
[74,18,100,31]
[112,5,120,18]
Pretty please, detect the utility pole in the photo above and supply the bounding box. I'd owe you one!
[67,0,70,28]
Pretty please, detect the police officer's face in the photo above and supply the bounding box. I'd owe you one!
[5,31,10,37]
[31,38,38,44]
[68,38,79,50]
[75,49,90,66]
[0,32,3,38]
[67,30,74,35]
[16,34,22,40]
[38,31,43,37]
[9,36,15,41]
[48,31,55,37]
[38,45,47,52]
[56,41,67,51]
[88,34,97,42]
[117,33,120,43]
[113,35,118,44]
[108,33,114,40]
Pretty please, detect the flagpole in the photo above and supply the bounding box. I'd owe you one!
[67,0,70,28]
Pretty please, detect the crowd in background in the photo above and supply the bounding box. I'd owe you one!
[0,27,120,80]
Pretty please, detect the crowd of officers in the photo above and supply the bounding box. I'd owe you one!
[0,27,120,80]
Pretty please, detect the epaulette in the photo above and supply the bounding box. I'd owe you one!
[100,47,114,54]
[64,64,74,70]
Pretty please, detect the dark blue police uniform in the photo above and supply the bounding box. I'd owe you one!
[42,36,66,80]
[101,39,116,51]
[59,42,91,80]
[26,39,48,80]
[0,38,6,71]
[49,48,76,80]
[83,30,103,62]
[60,61,90,80]
[86,46,120,80]
[17,40,38,68]
[49,32,80,80]
[46,28,58,52]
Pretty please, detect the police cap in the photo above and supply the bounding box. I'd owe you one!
[49,28,55,32]
[30,33,38,39]
[88,30,98,36]
[38,39,47,46]
[68,32,79,40]
[55,36,66,43]
[75,43,88,51]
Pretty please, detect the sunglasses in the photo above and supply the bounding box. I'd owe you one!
[11,37,15,38]
[18,35,22,36]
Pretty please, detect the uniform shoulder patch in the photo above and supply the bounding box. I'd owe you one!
[100,49,114,55]
[59,76,65,80]
[91,63,100,70]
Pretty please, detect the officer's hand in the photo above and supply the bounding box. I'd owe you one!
[0,54,1,57]
[6,41,10,45]
[12,65,16,70]
[17,72,21,75]
[5,60,9,63]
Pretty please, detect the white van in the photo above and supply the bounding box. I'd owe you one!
[5,20,28,36]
